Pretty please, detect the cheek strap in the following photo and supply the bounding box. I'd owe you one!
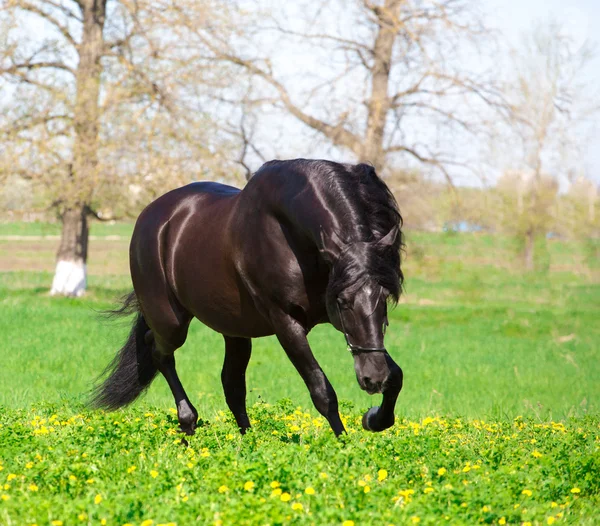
[337,303,388,355]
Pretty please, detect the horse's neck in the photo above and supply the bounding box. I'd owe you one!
[281,189,361,265]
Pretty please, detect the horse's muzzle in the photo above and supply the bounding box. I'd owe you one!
[359,376,384,394]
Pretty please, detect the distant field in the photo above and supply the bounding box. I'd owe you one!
[0,220,135,238]
[0,224,598,524]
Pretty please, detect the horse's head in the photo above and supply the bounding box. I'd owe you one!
[328,279,398,394]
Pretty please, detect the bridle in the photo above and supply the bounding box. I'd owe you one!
[337,301,388,355]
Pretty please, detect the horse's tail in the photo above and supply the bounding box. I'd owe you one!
[90,291,158,410]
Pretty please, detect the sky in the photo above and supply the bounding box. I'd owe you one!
[242,0,600,187]
[483,0,600,183]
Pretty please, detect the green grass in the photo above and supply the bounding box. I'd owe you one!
[0,228,599,524]
[0,220,134,237]
[1,405,598,525]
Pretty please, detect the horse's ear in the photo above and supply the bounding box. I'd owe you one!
[319,226,345,261]
[378,226,399,247]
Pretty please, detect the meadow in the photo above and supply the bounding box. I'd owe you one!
[0,223,598,525]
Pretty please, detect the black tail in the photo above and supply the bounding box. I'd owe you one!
[90,292,158,410]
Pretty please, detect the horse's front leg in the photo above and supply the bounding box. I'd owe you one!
[362,354,403,432]
[221,336,252,434]
[273,313,346,436]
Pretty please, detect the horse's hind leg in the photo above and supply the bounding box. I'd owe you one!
[146,318,198,435]
[222,336,252,434]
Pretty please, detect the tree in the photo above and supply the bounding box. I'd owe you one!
[175,0,506,179]
[0,0,237,295]
[495,22,597,270]
[562,176,599,268]
[496,169,558,270]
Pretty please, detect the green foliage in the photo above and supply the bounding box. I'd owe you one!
[0,404,598,525]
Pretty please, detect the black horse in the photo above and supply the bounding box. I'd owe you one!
[92,159,404,436]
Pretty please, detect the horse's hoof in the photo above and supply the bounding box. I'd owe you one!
[362,407,380,431]
[178,425,196,436]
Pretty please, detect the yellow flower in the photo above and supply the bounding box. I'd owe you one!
[78,514,87,521]
[342,521,354,526]
[532,450,543,458]
[358,480,366,487]
[270,481,280,488]
[7,474,16,482]
[319,472,328,479]
[570,487,581,494]
[280,492,291,502]
[438,468,447,476]
[141,521,154,526]
[423,487,434,494]
[28,484,39,492]
[462,466,471,473]
[482,505,490,512]
[523,522,532,526]
[499,518,506,525]
[378,469,388,481]
[244,481,254,491]
[51,522,63,526]
[411,517,421,524]
[522,489,532,497]
[1,494,10,501]
[150,470,158,479]
[291,502,303,511]
[25,462,34,469]
[86,479,94,484]
[364,485,371,493]
[547,518,556,525]
[305,487,315,495]
[218,485,229,493]
[127,465,137,474]
[94,494,103,504]
[100,520,107,526]
[271,488,283,497]
[69,475,77,481]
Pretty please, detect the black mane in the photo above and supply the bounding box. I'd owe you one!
[255,158,404,303]
[328,164,404,302]
[309,160,404,304]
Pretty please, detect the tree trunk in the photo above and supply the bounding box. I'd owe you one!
[360,0,399,171]
[50,0,106,296]
[50,205,89,296]
[524,229,534,271]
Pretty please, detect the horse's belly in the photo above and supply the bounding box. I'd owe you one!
[188,288,274,338]
[174,251,274,338]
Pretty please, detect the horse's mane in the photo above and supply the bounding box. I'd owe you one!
[255,159,404,302]
[324,162,404,304]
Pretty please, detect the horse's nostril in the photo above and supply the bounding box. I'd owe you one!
[362,377,382,393]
